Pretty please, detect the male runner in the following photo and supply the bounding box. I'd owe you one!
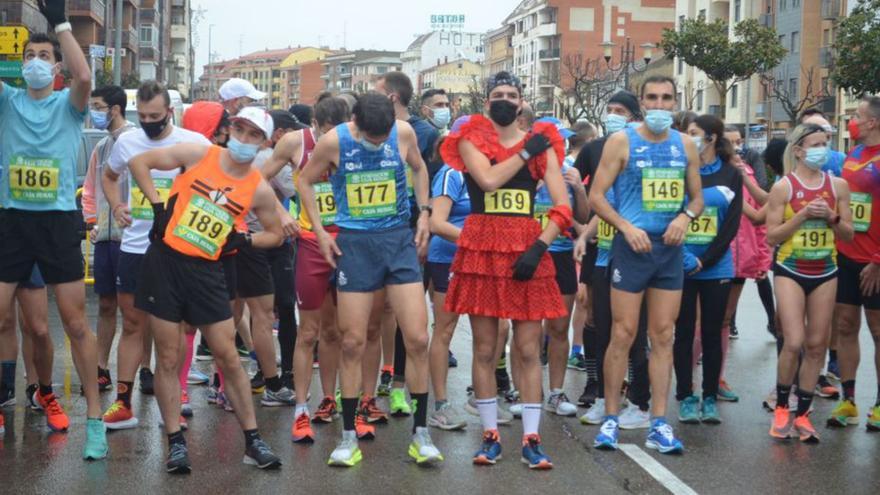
[219,78,266,116]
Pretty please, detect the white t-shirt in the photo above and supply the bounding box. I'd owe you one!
[109,125,211,254]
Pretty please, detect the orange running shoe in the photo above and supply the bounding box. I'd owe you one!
[355,412,375,440]
[35,390,70,432]
[793,414,820,443]
[313,396,337,423]
[360,396,388,424]
[103,400,139,430]
[291,412,315,443]
[769,406,792,439]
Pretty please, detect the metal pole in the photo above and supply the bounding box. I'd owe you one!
[208,24,214,100]
[113,0,123,85]
[745,77,751,146]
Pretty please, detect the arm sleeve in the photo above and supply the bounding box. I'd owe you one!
[82,145,99,221]
[699,170,743,269]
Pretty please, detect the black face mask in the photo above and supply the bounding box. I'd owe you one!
[489,100,519,127]
[141,115,169,139]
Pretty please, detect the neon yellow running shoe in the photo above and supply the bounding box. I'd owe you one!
[826,399,859,427]
[389,388,412,417]
[867,405,880,432]
[328,432,362,467]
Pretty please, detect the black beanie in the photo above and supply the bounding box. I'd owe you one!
[608,91,642,121]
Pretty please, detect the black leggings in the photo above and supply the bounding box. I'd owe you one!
[268,243,297,375]
[590,267,650,408]
[730,277,776,329]
[674,278,731,400]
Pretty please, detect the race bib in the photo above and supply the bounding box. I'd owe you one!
[130,178,172,220]
[686,206,718,245]
[8,155,60,203]
[346,169,397,218]
[850,192,872,233]
[314,181,337,226]
[642,168,684,212]
[597,218,617,250]
[173,195,234,257]
[792,220,834,260]
[485,188,531,215]
[534,202,551,229]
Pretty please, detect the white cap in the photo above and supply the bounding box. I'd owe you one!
[218,78,266,102]
[230,106,274,139]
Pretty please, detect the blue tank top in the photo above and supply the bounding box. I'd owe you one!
[535,163,576,252]
[612,126,687,235]
[330,123,410,230]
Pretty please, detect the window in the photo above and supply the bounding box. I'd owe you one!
[823,29,830,46]
[139,24,156,47]
[698,9,706,20]
[791,31,799,53]
[376,66,388,74]
[735,0,742,22]
[731,84,739,108]
[789,78,798,98]
[779,34,786,48]
[696,89,704,111]
[779,0,787,11]
[792,0,800,6]
[678,15,685,28]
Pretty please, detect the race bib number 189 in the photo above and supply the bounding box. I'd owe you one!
[173,195,234,257]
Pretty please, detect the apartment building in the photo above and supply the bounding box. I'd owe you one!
[401,31,484,90]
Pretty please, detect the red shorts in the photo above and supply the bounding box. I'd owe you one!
[295,235,336,310]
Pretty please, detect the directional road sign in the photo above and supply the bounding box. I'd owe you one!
[0,26,30,55]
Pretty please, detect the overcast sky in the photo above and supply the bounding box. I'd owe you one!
[191,0,521,76]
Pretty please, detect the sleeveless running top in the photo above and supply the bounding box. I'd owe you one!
[293,128,338,235]
[775,171,838,277]
[465,162,537,218]
[163,146,263,260]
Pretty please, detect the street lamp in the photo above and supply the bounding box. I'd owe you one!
[208,24,215,100]
[600,38,655,91]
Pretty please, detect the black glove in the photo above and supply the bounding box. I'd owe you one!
[37,0,67,28]
[221,231,252,255]
[148,202,168,243]
[512,239,548,281]
[521,134,551,161]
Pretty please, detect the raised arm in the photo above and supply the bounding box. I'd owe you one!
[129,143,209,204]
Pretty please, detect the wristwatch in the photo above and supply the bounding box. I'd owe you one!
[419,204,432,214]
[54,22,72,34]
[683,208,697,220]
[518,149,531,162]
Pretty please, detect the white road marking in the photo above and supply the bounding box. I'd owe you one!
[619,443,699,495]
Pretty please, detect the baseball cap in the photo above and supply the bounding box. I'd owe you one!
[536,117,575,139]
[269,110,308,131]
[218,78,266,102]
[230,106,274,139]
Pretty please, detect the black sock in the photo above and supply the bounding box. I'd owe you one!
[1,360,15,393]
[341,397,358,431]
[168,430,186,447]
[583,324,598,383]
[117,381,134,408]
[776,383,791,409]
[243,428,260,447]
[39,383,53,397]
[795,388,813,417]
[876,383,880,407]
[829,349,838,364]
[265,374,282,392]
[842,380,856,401]
[212,372,220,388]
[411,392,428,433]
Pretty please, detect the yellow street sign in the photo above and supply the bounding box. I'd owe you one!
[0,26,30,55]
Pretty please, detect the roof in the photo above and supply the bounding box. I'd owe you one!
[421,58,482,74]
[503,0,548,25]
[405,32,434,52]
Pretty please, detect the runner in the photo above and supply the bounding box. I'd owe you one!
[0,1,108,459]
[218,78,266,116]
[129,106,284,473]
[439,71,571,469]
[298,92,441,467]
[828,96,880,431]
[766,123,853,443]
[590,76,704,454]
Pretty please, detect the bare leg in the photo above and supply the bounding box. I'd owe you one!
[547,294,575,390]
[96,294,118,369]
[429,290,459,401]
[116,292,146,384]
[53,281,101,418]
[643,287,683,418]
[604,288,645,415]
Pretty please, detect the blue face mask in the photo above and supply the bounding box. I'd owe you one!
[645,109,673,134]
[430,108,451,129]
[604,113,628,134]
[361,138,386,152]
[90,110,110,130]
[227,137,260,163]
[804,146,829,170]
[22,58,56,90]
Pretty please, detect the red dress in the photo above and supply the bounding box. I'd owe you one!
[440,115,567,321]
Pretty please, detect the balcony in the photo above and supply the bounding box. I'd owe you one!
[821,0,841,20]
[531,22,557,39]
[140,8,156,23]
[121,27,138,50]
[539,48,560,60]
[171,24,188,40]
[172,0,186,6]
[139,46,157,61]
[69,0,105,24]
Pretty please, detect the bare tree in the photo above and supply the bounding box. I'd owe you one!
[553,53,623,130]
[762,66,834,123]
[459,75,486,117]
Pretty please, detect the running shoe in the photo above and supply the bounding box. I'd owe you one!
[103,400,139,430]
[509,403,522,417]
[262,386,296,407]
[186,369,210,385]
[769,406,793,439]
[578,381,599,407]
[428,402,467,431]
[97,367,112,392]
[409,427,444,465]
[826,399,858,427]
[243,438,282,469]
[717,380,740,402]
[473,429,502,465]
[678,395,700,424]
[504,388,520,404]
[567,354,587,371]
[26,384,38,410]
[389,388,412,416]
[35,390,69,432]
[360,396,388,424]
[448,351,458,368]
[826,360,841,382]
[82,418,108,460]
[545,392,578,416]
[251,371,266,395]
[496,369,511,395]
[217,392,234,412]
[793,414,819,443]
[178,389,192,417]
[313,396,338,423]
[464,393,513,424]
[867,405,880,431]
[619,403,650,429]
[139,368,155,395]
[206,385,219,405]
[521,434,552,469]
[195,343,213,361]
[166,442,191,474]
[645,419,684,454]
[291,412,314,443]
[0,385,15,407]
[328,431,362,467]
[580,398,606,425]
[700,396,721,424]
[593,417,619,450]
[377,370,392,397]
[355,412,375,440]
[815,375,840,399]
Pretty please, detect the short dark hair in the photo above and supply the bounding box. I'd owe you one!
[723,124,742,137]
[798,107,827,122]
[862,95,880,120]
[378,71,414,106]
[568,122,596,150]
[136,80,171,107]
[672,110,697,132]
[314,95,351,127]
[763,137,787,176]
[421,88,447,105]
[24,33,62,62]
[90,85,127,114]
[640,75,677,98]
[694,114,735,164]
[269,110,304,131]
[353,92,395,137]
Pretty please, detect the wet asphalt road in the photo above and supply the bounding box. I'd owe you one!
[1,284,879,495]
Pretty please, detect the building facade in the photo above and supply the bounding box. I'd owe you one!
[483,25,514,78]
[279,47,333,108]
[168,0,194,98]
[321,50,401,93]
[420,58,483,94]
[401,31,484,90]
